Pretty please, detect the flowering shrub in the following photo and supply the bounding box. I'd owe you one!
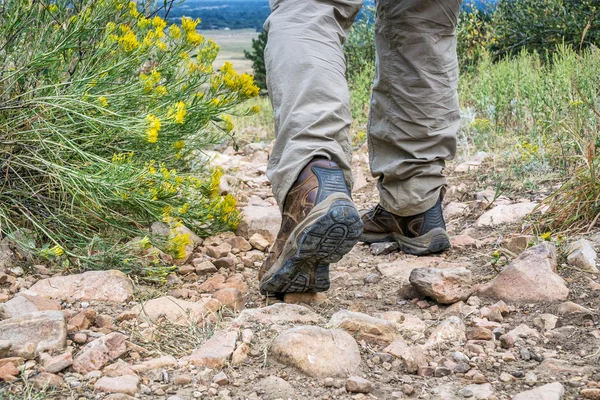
[0,0,259,274]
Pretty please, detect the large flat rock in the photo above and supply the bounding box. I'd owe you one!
[0,311,66,358]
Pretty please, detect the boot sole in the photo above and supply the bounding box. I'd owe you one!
[362,228,450,256]
[259,195,363,295]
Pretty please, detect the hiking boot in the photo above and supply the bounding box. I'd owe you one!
[258,158,363,295]
[360,197,450,255]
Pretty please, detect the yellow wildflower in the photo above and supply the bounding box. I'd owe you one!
[222,115,234,132]
[171,101,186,124]
[541,232,551,240]
[181,16,200,33]
[156,40,167,51]
[47,4,58,13]
[98,96,109,107]
[174,140,185,150]
[145,114,161,143]
[138,16,151,29]
[186,31,204,45]
[492,250,500,258]
[179,203,190,214]
[239,73,260,98]
[120,30,139,52]
[251,105,260,113]
[106,22,116,33]
[154,85,168,97]
[152,16,167,32]
[50,245,64,256]
[179,51,190,59]
[569,99,583,107]
[167,231,191,259]
[149,165,157,174]
[169,24,182,39]
[128,2,139,18]
[211,98,220,106]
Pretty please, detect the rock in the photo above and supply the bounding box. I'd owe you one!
[131,355,177,373]
[475,202,537,227]
[557,301,593,316]
[329,310,399,344]
[24,270,133,302]
[193,260,218,275]
[566,239,598,272]
[581,389,600,399]
[539,358,594,375]
[41,351,72,373]
[32,372,64,389]
[182,330,237,368]
[454,152,490,173]
[0,311,66,358]
[105,360,136,377]
[237,205,282,242]
[504,235,534,254]
[212,288,244,312]
[283,292,328,306]
[254,375,296,400]
[467,327,493,341]
[370,242,399,256]
[232,303,321,327]
[512,382,565,400]
[270,326,360,378]
[451,235,479,249]
[227,236,252,252]
[0,361,19,381]
[0,294,61,320]
[500,325,539,349]
[94,375,140,395]
[426,316,466,346]
[444,202,469,220]
[205,243,232,259]
[384,338,427,374]
[477,243,569,303]
[72,332,128,374]
[130,296,221,325]
[249,233,270,251]
[213,370,229,386]
[409,267,473,304]
[533,314,558,331]
[231,342,250,366]
[197,273,249,294]
[346,376,372,393]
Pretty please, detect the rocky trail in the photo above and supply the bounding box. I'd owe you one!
[1,142,599,400]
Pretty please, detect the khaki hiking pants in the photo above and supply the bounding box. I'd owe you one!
[264,0,462,216]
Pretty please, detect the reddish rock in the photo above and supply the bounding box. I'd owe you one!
[227,236,252,252]
[477,243,568,303]
[72,332,128,374]
[193,260,218,275]
[130,296,221,325]
[0,294,61,319]
[249,233,270,251]
[345,376,373,393]
[32,372,64,389]
[182,330,237,368]
[0,311,66,358]
[24,270,133,302]
[41,351,72,373]
[0,361,19,381]
[94,375,140,395]
[283,292,328,306]
[205,243,232,259]
[329,310,399,344]
[467,327,493,341]
[409,267,473,304]
[212,288,244,312]
[131,355,177,373]
[384,338,427,374]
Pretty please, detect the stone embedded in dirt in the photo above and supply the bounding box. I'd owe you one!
[212,288,244,312]
[0,311,66,358]
[540,358,594,375]
[346,376,373,393]
[23,270,133,302]
[467,327,494,341]
[557,301,593,316]
[566,239,598,272]
[512,382,565,400]
[205,243,232,259]
[443,202,469,220]
[227,236,253,252]
[0,294,61,320]
[72,332,127,374]
[231,303,321,328]
[182,330,237,368]
[454,152,490,173]
[213,255,237,270]
[41,351,72,373]
[192,259,219,275]
[236,205,282,242]
[94,375,140,395]
[450,234,479,249]
[380,311,426,341]
[130,296,221,325]
[198,273,249,294]
[329,310,399,344]
[270,326,361,378]
[131,355,177,373]
[581,389,600,399]
[283,292,328,306]
[504,235,534,254]
[213,370,229,386]
[231,342,250,366]
[370,242,399,256]
[500,324,539,349]
[249,233,270,251]
[533,314,558,331]
[254,375,296,400]
[105,359,136,377]
[384,338,427,374]
[475,202,538,227]
[0,361,19,381]
[426,316,466,347]
[477,242,569,303]
[32,372,64,389]
[409,267,473,304]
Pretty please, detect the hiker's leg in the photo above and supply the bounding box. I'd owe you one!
[368,0,462,216]
[264,0,363,210]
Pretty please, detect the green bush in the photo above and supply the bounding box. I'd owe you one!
[344,6,375,83]
[244,30,268,91]
[0,0,259,274]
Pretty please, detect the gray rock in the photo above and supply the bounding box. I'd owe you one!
[370,242,399,256]
[512,382,565,400]
[409,267,473,304]
[0,311,66,358]
[254,376,296,400]
[236,205,282,242]
[566,239,598,272]
[475,202,537,227]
